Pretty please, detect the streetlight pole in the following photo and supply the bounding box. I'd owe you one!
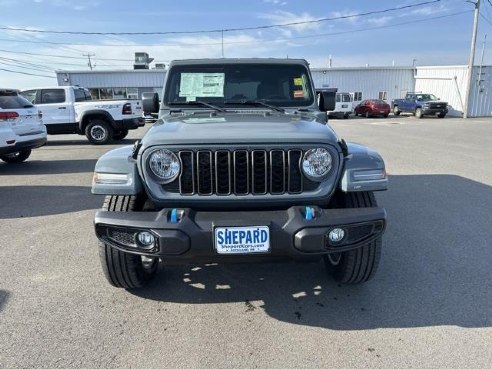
[463,0,481,118]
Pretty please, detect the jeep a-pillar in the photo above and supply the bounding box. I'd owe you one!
[92,59,388,289]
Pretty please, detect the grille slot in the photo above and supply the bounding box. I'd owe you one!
[177,149,307,196]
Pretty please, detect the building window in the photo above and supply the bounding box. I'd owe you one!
[89,89,100,100]
[99,88,113,100]
[127,88,138,100]
[113,88,127,99]
[353,91,362,101]
[379,91,388,100]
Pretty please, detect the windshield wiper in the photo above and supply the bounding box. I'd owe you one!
[224,99,285,113]
[168,100,226,112]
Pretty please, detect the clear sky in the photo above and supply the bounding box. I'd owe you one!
[1,0,491,88]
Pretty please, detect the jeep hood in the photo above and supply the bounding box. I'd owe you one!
[140,113,339,147]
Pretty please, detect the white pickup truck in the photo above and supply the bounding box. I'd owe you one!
[20,86,144,144]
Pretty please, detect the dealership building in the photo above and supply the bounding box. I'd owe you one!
[55,60,492,117]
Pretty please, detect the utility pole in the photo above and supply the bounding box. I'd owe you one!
[463,0,481,118]
[83,53,95,70]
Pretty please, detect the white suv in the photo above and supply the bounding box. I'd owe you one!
[0,89,47,164]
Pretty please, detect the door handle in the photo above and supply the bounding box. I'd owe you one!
[58,107,66,110]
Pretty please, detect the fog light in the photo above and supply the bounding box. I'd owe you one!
[136,231,155,248]
[328,228,345,243]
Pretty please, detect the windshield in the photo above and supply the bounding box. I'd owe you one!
[416,94,437,101]
[164,63,314,108]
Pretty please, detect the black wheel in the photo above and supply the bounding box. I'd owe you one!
[415,108,423,119]
[383,114,389,118]
[393,106,400,116]
[98,195,159,288]
[324,192,382,284]
[354,112,358,117]
[343,113,349,119]
[437,113,446,118]
[85,119,113,144]
[365,111,370,118]
[0,149,31,163]
[113,129,129,140]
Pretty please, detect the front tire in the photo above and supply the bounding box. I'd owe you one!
[85,119,113,144]
[324,192,382,284]
[365,111,370,118]
[415,108,423,119]
[393,106,400,116]
[0,149,31,163]
[98,195,159,289]
[437,112,446,118]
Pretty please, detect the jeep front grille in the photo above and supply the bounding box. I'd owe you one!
[176,149,304,195]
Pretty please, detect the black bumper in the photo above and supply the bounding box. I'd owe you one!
[0,136,46,155]
[422,108,448,115]
[115,117,145,131]
[94,206,386,263]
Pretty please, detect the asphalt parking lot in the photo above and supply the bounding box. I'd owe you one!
[1,116,491,369]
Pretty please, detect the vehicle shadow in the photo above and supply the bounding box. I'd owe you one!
[0,290,10,313]
[131,174,492,330]
[0,159,97,175]
[0,186,103,219]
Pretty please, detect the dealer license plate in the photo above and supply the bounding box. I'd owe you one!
[214,226,270,254]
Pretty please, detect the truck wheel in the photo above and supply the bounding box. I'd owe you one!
[0,149,31,163]
[324,192,382,284]
[437,112,446,118]
[98,195,159,289]
[113,129,129,140]
[415,108,423,119]
[85,119,113,144]
[343,113,349,119]
[393,106,400,116]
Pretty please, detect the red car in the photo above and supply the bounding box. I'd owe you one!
[354,99,391,118]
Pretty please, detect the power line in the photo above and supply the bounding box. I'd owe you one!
[0,0,441,36]
[0,49,133,61]
[0,10,466,54]
[0,67,55,78]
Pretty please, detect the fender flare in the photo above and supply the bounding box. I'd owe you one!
[79,110,116,132]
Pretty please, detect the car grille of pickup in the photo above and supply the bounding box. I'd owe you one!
[169,149,313,196]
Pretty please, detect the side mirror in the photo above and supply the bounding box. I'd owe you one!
[142,92,160,114]
[316,88,337,111]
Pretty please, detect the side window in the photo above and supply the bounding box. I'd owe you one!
[342,94,351,102]
[336,94,341,103]
[21,90,37,104]
[378,91,387,101]
[41,89,66,104]
[74,88,87,102]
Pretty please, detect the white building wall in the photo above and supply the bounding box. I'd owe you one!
[56,70,166,88]
[311,67,415,106]
[414,66,468,116]
[468,65,492,117]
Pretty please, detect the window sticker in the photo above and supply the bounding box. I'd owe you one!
[179,73,225,98]
[293,77,303,86]
[294,90,304,98]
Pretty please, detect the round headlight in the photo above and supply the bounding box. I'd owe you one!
[148,149,180,183]
[302,148,332,181]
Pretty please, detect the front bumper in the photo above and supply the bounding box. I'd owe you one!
[94,206,386,263]
[422,107,448,115]
[116,117,145,130]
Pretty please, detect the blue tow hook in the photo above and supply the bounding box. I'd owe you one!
[170,208,178,223]
[305,206,315,220]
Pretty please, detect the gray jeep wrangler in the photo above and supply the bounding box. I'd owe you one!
[92,59,388,289]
